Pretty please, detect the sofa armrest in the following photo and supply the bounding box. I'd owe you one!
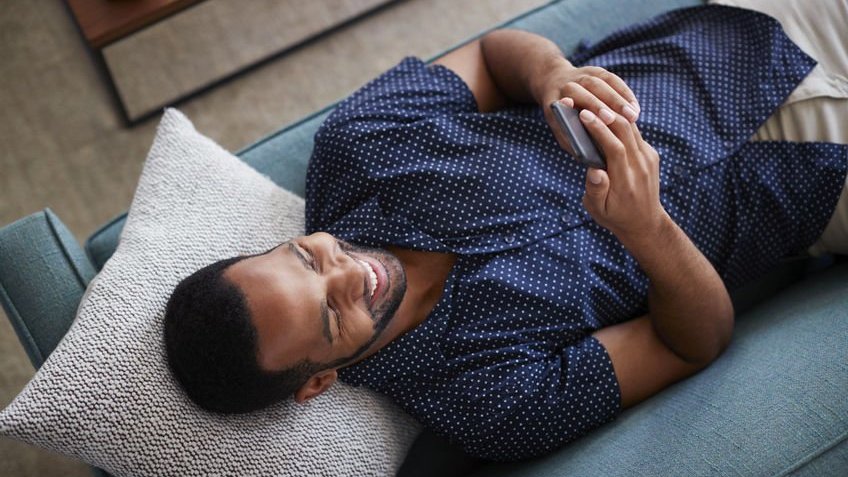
[0,209,96,368]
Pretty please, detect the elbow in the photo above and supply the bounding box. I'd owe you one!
[480,28,514,43]
[682,306,735,367]
[478,29,503,56]
[713,297,735,360]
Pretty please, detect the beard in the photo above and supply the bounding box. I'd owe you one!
[326,239,407,369]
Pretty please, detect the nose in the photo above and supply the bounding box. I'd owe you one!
[311,233,363,303]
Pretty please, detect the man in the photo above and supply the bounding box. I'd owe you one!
[163,2,848,461]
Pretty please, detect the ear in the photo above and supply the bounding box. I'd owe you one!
[294,369,338,404]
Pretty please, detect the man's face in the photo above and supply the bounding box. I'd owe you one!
[224,232,407,374]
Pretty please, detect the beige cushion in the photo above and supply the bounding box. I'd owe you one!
[711,0,848,255]
[0,109,420,476]
[707,0,847,142]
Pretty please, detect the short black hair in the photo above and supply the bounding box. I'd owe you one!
[163,253,322,413]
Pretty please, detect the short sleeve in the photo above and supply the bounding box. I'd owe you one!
[416,335,622,461]
[314,56,479,139]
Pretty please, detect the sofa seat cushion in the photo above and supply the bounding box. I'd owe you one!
[473,261,848,476]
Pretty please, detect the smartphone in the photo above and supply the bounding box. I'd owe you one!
[549,101,607,170]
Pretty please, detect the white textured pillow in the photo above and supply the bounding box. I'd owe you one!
[0,109,420,476]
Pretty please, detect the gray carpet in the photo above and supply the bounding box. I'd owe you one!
[104,0,393,121]
[0,0,547,475]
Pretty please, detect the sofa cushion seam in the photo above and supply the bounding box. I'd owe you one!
[45,209,89,290]
[84,211,128,266]
[773,428,848,476]
[0,281,44,366]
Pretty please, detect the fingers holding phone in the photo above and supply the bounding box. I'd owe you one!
[561,69,641,124]
[549,100,607,169]
[537,64,638,156]
[577,108,664,241]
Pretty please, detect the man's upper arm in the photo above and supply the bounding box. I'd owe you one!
[431,39,509,113]
[593,314,710,409]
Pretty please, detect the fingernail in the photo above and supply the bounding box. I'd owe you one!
[560,97,574,107]
[589,169,603,184]
[598,108,615,124]
[579,109,596,123]
[630,100,641,113]
[622,104,638,121]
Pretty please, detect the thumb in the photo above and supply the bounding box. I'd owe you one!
[583,168,609,214]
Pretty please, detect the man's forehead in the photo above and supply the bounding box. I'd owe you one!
[223,241,329,369]
[226,243,290,279]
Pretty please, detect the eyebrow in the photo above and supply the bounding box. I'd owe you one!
[288,242,333,344]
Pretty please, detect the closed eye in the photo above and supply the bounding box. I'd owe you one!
[298,244,340,336]
[297,244,319,273]
[289,242,318,274]
[331,304,343,337]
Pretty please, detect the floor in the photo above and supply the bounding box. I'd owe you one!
[0,0,547,474]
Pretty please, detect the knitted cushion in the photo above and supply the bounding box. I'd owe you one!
[0,109,420,476]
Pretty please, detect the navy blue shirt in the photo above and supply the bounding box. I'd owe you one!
[305,6,848,461]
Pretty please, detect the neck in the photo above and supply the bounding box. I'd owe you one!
[370,246,456,351]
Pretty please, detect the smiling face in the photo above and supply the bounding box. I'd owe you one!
[223,232,407,400]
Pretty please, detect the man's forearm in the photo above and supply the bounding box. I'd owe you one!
[480,30,732,363]
[479,29,571,106]
[619,212,734,365]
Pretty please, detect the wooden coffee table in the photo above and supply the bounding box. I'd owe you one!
[65,0,202,48]
[63,0,395,124]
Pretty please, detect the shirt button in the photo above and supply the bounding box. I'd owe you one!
[673,165,685,176]
[504,235,516,244]
[724,140,735,149]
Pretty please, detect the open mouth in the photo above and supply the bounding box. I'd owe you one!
[356,259,378,301]
[355,254,387,307]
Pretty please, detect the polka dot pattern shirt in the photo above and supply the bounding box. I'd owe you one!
[305,5,848,461]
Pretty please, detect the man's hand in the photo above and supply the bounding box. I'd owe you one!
[533,60,641,156]
[439,29,640,160]
[579,110,734,369]
[577,108,665,244]
[446,29,640,155]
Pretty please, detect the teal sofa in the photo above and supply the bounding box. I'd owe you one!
[2,0,846,475]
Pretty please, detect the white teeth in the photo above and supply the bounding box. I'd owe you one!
[357,259,378,298]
